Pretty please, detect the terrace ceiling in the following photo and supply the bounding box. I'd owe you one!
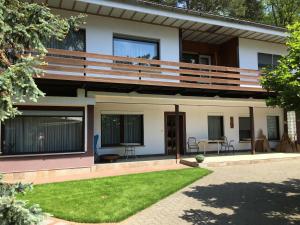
[28,0,287,45]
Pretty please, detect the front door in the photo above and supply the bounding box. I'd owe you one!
[164,112,186,155]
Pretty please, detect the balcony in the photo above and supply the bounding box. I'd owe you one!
[39,48,263,93]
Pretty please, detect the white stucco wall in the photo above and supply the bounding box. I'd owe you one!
[52,9,179,61]
[92,93,283,155]
[51,9,179,81]
[238,38,287,70]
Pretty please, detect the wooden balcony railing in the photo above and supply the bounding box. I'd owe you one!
[39,48,263,92]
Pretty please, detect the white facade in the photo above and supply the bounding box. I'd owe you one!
[53,9,179,62]
[238,38,287,70]
[92,92,284,156]
[4,9,287,158]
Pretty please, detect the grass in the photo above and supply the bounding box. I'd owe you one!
[19,168,211,223]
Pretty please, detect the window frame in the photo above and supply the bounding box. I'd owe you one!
[46,28,86,52]
[207,115,224,141]
[113,34,160,60]
[0,106,85,156]
[238,117,251,141]
[267,115,280,141]
[257,52,281,70]
[101,114,144,147]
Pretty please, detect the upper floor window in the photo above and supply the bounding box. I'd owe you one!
[46,29,86,52]
[258,53,281,70]
[113,35,159,60]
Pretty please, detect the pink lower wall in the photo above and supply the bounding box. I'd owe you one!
[0,153,94,173]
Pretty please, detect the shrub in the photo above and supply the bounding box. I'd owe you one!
[0,175,47,225]
[195,154,205,163]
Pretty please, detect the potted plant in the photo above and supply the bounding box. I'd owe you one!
[195,154,205,163]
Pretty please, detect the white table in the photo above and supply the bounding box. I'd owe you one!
[198,139,224,155]
[198,140,208,155]
[208,140,225,154]
[120,143,140,160]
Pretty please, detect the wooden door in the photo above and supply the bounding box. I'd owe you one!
[164,112,186,155]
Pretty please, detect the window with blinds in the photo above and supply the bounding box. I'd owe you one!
[267,116,280,140]
[101,114,144,147]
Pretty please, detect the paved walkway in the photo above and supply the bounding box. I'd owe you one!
[45,158,300,225]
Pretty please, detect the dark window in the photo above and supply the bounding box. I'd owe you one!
[101,115,143,147]
[267,116,280,140]
[45,29,86,52]
[239,117,251,141]
[113,36,159,60]
[1,109,84,155]
[258,53,281,70]
[208,116,224,140]
[182,53,199,64]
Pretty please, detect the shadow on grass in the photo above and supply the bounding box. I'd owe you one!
[181,179,300,225]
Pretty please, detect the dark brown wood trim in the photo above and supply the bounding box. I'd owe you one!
[87,105,94,157]
[283,109,288,134]
[175,104,180,161]
[179,28,183,61]
[297,112,300,145]
[16,105,84,111]
[164,111,186,156]
[249,107,255,154]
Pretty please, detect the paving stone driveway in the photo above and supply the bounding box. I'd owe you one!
[122,158,300,225]
[47,158,300,225]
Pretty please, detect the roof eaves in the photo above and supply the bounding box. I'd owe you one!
[131,0,287,33]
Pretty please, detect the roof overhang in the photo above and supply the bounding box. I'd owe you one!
[30,0,287,44]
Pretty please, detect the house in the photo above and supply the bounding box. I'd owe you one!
[0,0,298,174]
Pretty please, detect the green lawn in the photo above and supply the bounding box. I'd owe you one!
[19,168,211,223]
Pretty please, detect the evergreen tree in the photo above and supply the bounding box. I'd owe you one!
[264,0,300,27]
[0,175,46,225]
[0,0,85,121]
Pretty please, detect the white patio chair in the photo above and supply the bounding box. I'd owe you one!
[187,137,199,153]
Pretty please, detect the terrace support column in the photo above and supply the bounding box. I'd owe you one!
[249,107,255,154]
[175,104,180,162]
[179,28,183,61]
[283,109,288,134]
[87,105,95,158]
[296,111,300,145]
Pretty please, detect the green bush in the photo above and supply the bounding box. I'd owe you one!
[195,154,205,163]
[0,175,47,225]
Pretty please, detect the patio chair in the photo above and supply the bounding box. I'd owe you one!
[220,136,235,153]
[187,137,199,153]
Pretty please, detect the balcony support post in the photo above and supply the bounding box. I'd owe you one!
[249,106,255,154]
[175,104,180,162]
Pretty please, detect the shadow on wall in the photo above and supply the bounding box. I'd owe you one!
[180,179,300,225]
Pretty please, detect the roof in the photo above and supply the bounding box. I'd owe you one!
[134,0,286,32]
[34,0,287,44]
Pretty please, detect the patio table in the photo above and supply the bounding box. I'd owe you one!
[208,140,225,154]
[120,143,140,160]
